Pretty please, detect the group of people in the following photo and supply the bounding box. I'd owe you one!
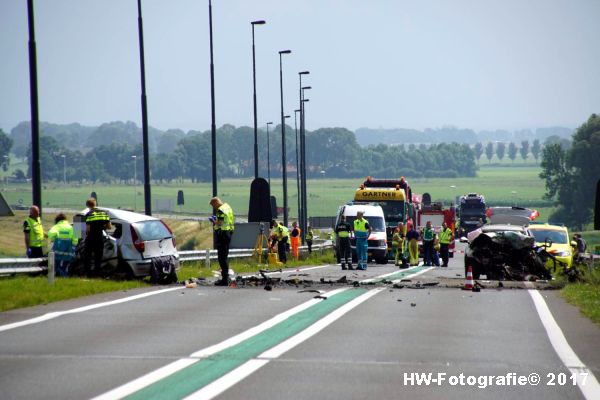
[23,198,111,277]
[209,196,315,286]
[395,221,454,267]
[335,211,372,270]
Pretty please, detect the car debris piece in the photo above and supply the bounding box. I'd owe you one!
[298,289,325,294]
[392,283,405,289]
[411,302,416,307]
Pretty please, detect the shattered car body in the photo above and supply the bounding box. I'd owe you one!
[464,224,552,281]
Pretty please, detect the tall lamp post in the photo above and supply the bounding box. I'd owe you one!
[132,155,137,211]
[301,97,309,239]
[61,154,66,207]
[27,0,41,213]
[136,0,152,216]
[209,0,217,207]
[2,155,8,192]
[297,71,309,241]
[294,109,301,220]
[251,20,266,179]
[279,49,292,226]
[266,121,273,185]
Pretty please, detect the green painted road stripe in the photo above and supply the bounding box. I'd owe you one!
[362,265,430,284]
[126,288,368,400]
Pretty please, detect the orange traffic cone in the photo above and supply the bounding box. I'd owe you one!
[463,266,474,290]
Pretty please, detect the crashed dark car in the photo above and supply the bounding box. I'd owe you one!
[464,224,552,281]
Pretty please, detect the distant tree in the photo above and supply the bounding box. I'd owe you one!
[495,142,506,161]
[507,142,518,163]
[485,142,494,163]
[474,142,484,164]
[0,129,12,171]
[531,139,541,163]
[520,140,529,161]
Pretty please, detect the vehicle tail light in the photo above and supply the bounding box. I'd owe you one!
[130,225,145,253]
[529,210,539,220]
[161,220,176,248]
[485,208,492,218]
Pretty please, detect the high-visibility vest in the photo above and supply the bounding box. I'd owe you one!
[336,222,352,238]
[422,227,434,241]
[354,218,368,232]
[25,217,44,247]
[439,228,452,244]
[86,209,110,223]
[306,230,314,240]
[216,203,235,231]
[48,220,77,260]
[275,224,289,240]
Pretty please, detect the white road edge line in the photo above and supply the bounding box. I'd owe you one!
[0,287,182,333]
[360,265,421,284]
[389,267,435,284]
[184,287,386,400]
[91,288,350,400]
[528,289,600,400]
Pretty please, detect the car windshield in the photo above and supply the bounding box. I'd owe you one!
[133,220,172,241]
[531,229,568,244]
[345,216,385,232]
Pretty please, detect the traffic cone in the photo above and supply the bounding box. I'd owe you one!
[463,266,474,290]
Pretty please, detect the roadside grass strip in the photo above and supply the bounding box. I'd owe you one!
[528,289,600,400]
[112,288,369,400]
[360,265,433,285]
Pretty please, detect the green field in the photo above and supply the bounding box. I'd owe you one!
[1,165,549,218]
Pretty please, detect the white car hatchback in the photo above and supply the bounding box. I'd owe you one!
[72,207,180,283]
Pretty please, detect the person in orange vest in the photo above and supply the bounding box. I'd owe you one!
[290,221,301,261]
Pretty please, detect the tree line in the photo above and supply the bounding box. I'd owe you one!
[1,123,479,183]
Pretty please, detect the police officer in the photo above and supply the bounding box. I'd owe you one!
[438,222,454,267]
[353,211,371,270]
[84,198,111,277]
[335,215,353,270]
[421,221,435,266]
[23,205,45,258]
[305,226,314,253]
[210,197,235,286]
[392,222,407,268]
[272,220,289,264]
[48,213,77,276]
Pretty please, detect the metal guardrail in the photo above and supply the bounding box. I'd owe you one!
[0,242,333,274]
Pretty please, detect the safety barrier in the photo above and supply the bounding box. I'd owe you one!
[0,242,332,274]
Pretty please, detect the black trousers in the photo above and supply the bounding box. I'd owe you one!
[84,236,104,274]
[28,246,44,258]
[277,237,288,263]
[440,243,449,266]
[306,240,313,253]
[216,230,233,281]
[339,237,352,267]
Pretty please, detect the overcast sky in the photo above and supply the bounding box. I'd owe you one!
[1,0,599,133]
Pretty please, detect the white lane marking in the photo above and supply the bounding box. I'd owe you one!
[389,267,435,284]
[182,359,270,400]
[360,265,421,284]
[184,288,386,400]
[91,288,349,400]
[528,289,600,400]
[0,287,181,333]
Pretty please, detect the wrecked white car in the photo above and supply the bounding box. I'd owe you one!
[70,208,180,283]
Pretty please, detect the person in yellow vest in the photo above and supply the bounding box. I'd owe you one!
[335,215,353,270]
[48,213,78,276]
[290,221,301,261]
[210,197,235,286]
[84,198,111,277]
[392,222,407,268]
[406,224,420,266]
[353,211,371,270]
[23,205,46,258]
[305,226,314,253]
[272,219,289,264]
[439,222,454,267]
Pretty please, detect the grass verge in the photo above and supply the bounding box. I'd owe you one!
[559,263,600,326]
[0,276,149,313]
[0,250,335,313]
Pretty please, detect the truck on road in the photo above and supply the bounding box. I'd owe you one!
[457,193,486,236]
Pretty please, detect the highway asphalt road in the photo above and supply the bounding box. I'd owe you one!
[1,247,599,400]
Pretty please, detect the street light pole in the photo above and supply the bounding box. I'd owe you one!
[266,121,273,186]
[279,49,291,226]
[297,71,309,242]
[251,20,266,179]
[294,109,301,220]
[27,0,42,214]
[301,97,309,239]
[132,155,137,211]
[61,154,66,207]
[136,0,152,216]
